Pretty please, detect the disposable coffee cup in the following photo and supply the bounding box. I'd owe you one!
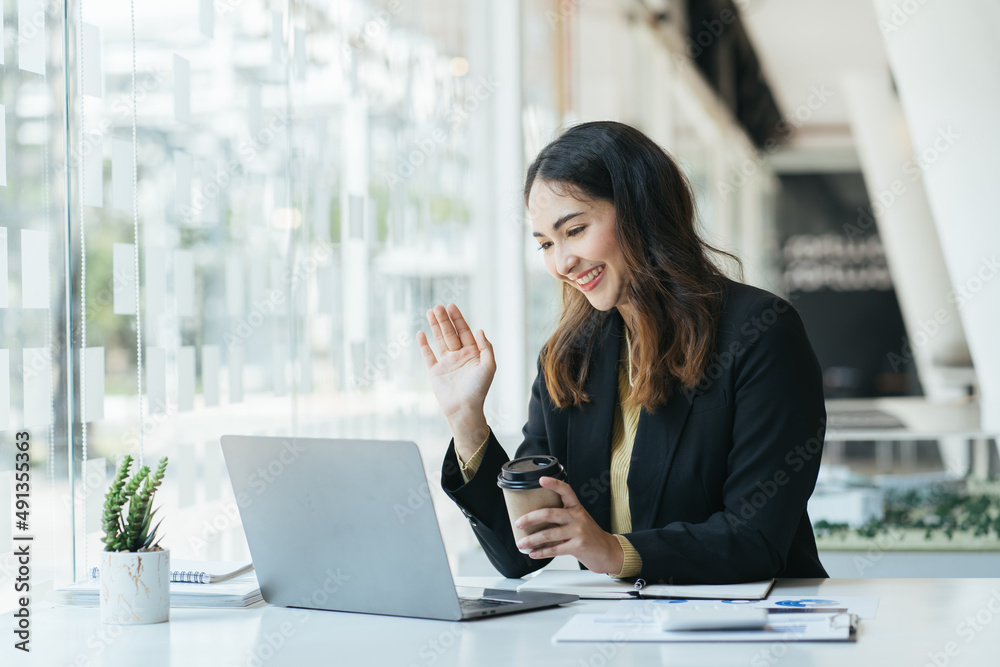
[497,455,567,549]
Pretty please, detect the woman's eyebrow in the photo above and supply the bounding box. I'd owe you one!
[531,211,584,238]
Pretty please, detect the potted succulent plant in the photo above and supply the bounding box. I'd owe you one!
[99,455,170,624]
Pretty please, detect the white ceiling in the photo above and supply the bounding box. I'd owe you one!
[736,0,891,171]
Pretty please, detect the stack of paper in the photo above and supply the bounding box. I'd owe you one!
[50,571,263,608]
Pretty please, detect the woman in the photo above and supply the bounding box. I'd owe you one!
[416,121,828,584]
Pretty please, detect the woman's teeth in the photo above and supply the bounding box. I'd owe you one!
[577,265,604,285]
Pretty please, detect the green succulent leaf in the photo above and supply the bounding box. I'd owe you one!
[101,456,169,552]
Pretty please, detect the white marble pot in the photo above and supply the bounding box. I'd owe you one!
[99,549,170,624]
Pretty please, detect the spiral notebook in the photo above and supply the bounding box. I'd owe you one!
[89,559,253,584]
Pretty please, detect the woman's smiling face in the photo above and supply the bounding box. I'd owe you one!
[528,179,628,312]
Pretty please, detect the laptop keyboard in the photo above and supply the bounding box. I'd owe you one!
[459,597,521,613]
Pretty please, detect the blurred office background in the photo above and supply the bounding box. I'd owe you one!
[0,0,998,608]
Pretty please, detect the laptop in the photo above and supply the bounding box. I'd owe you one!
[220,434,578,620]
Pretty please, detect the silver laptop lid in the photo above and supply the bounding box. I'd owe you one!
[220,435,463,620]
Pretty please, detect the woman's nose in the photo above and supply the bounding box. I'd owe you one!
[555,246,578,277]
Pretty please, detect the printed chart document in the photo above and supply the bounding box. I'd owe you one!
[517,570,774,600]
[550,595,877,643]
[605,595,880,620]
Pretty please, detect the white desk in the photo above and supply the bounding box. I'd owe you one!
[4,578,1000,666]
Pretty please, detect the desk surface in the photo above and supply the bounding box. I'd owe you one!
[5,578,1000,666]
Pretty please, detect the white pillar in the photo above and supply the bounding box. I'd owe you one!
[465,0,526,441]
[841,71,971,400]
[491,0,526,438]
[575,0,628,122]
[340,97,370,392]
[843,70,974,476]
[873,0,1000,432]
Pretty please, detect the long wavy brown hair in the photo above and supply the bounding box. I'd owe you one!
[525,121,742,412]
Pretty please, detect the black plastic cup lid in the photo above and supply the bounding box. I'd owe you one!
[497,455,566,490]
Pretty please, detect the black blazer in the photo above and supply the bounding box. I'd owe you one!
[441,279,829,583]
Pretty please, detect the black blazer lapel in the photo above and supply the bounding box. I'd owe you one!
[566,310,622,533]
[628,391,693,531]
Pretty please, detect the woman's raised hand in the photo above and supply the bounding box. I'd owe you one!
[417,304,496,422]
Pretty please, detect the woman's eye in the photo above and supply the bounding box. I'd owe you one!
[567,226,585,237]
[537,242,552,251]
